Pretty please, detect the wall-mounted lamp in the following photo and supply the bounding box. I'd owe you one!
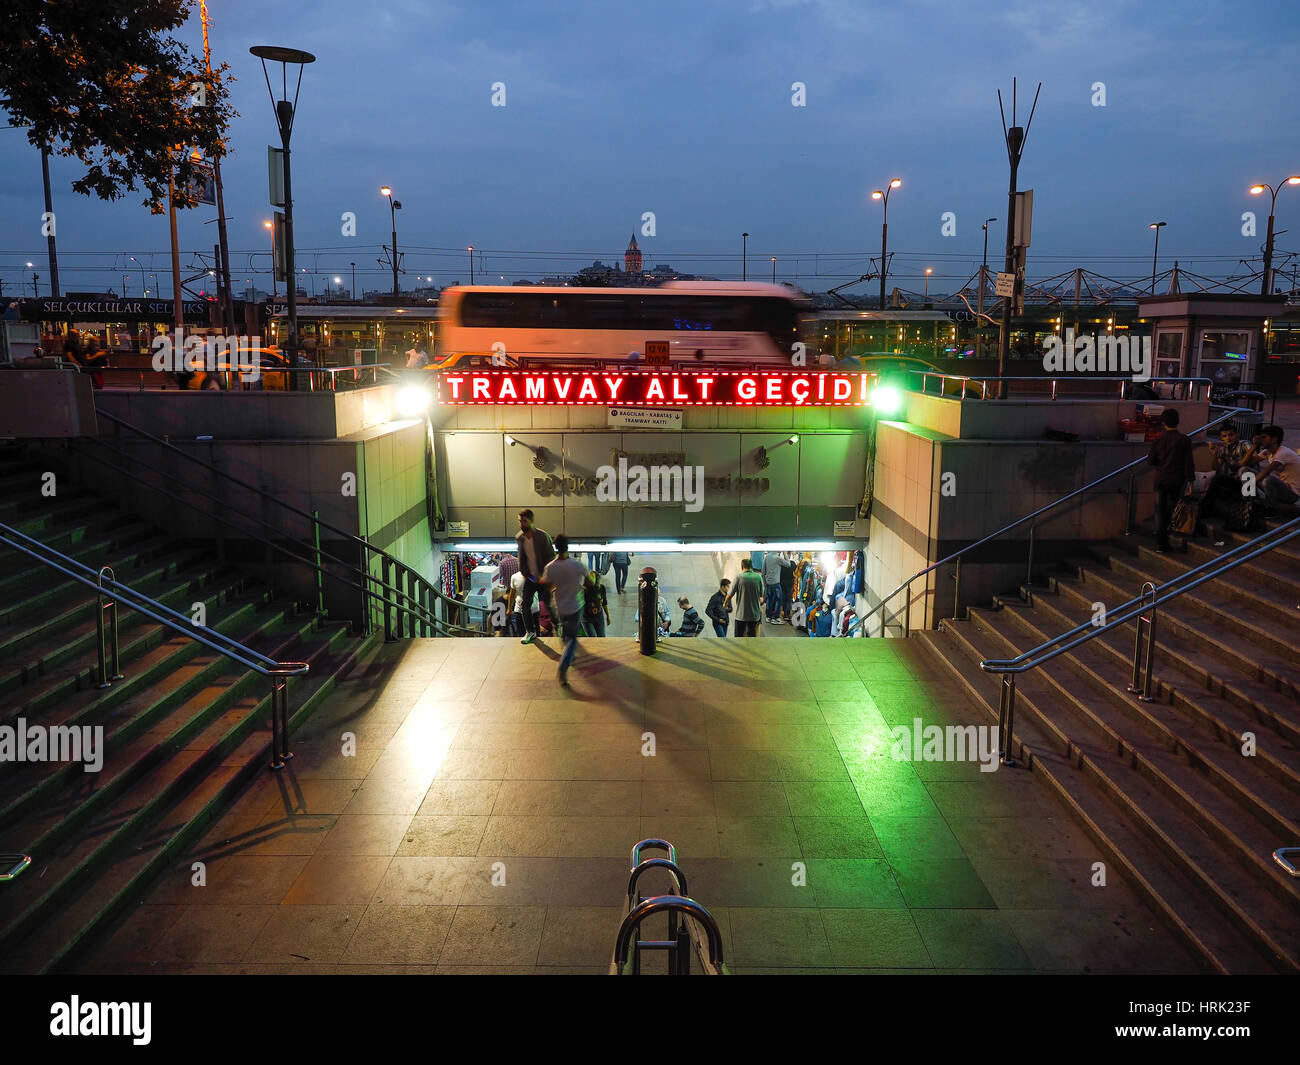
[505,435,552,471]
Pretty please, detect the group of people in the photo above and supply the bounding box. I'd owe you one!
[1150,409,1299,551]
[62,331,110,387]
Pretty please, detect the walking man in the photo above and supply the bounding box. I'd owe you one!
[762,550,784,624]
[1148,409,1194,552]
[515,509,555,644]
[725,558,765,637]
[705,579,731,637]
[610,549,632,593]
[541,534,587,686]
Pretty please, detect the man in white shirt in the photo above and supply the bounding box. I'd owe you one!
[1246,425,1300,507]
[540,534,587,686]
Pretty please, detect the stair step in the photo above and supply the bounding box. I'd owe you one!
[944,611,1300,972]
[989,602,1300,882]
[0,624,358,967]
[918,625,1279,975]
[9,629,378,975]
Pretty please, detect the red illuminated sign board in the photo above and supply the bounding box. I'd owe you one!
[436,370,871,406]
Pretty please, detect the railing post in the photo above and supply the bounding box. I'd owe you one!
[998,674,1018,767]
[269,674,292,770]
[1127,582,1159,702]
[312,509,325,617]
[95,566,124,689]
[952,557,961,623]
[1125,474,1136,535]
[1026,523,1036,589]
[382,555,395,641]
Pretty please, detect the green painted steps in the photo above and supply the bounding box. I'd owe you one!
[0,614,322,864]
[5,627,379,975]
[929,610,1300,973]
[0,597,299,823]
[0,555,232,696]
[918,624,1279,975]
[0,621,362,966]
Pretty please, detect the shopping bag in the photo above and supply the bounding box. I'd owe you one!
[1170,496,1200,536]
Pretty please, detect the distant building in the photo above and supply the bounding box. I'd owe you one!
[624,233,642,274]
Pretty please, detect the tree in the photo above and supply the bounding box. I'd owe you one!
[0,0,235,212]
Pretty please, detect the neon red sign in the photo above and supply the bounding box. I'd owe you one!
[436,370,870,406]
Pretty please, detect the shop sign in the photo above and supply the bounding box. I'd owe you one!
[437,370,870,407]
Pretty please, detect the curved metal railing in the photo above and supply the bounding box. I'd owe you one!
[0,520,309,769]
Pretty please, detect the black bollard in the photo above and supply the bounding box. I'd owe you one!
[637,567,658,656]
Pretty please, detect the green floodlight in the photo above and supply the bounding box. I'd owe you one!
[871,383,903,415]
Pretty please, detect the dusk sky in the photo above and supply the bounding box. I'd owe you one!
[2,0,1298,298]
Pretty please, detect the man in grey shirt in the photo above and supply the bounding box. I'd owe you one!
[762,550,785,624]
[541,533,587,686]
[725,558,765,637]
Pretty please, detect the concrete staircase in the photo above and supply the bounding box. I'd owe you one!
[0,449,382,974]
[919,514,1300,975]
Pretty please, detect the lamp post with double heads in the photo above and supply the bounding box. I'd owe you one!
[1249,176,1300,295]
[250,44,315,355]
[871,178,902,309]
[1148,221,1167,295]
[381,186,402,297]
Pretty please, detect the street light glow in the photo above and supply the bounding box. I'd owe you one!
[380,186,392,197]
[889,177,902,189]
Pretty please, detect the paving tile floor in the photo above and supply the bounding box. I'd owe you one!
[79,635,1201,975]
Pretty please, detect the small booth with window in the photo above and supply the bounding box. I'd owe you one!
[1138,293,1286,398]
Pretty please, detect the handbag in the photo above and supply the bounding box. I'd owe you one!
[1170,495,1200,536]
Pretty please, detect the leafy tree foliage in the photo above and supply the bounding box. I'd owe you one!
[0,0,235,212]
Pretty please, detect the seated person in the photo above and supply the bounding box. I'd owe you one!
[1204,424,1255,513]
[634,595,672,640]
[1243,425,1300,508]
[669,597,704,637]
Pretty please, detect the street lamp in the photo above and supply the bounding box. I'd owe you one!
[380,185,402,297]
[742,232,749,280]
[264,220,275,300]
[333,276,341,300]
[250,43,316,356]
[350,261,356,302]
[924,267,932,300]
[771,256,777,283]
[977,217,997,357]
[467,245,474,285]
[25,262,34,297]
[130,256,142,296]
[1148,221,1167,295]
[1248,176,1300,295]
[871,178,903,309]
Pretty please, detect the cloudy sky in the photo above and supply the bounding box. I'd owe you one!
[2,0,1298,298]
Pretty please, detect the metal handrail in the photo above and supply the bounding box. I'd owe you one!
[978,515,1300,764]
[918,374,1213,402]
[980,515,1300,676]
[0,521,308,769]
[88,410,490,637]
[853,405,1247,638]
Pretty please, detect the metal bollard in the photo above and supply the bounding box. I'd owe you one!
[637,567,658,656]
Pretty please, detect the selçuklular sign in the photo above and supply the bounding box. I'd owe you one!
[435,370,872,406]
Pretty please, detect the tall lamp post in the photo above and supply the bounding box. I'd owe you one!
[924,267,932,301]
[978,217,997,358]
[380,185,402,297]
[771,256,777,283]
[467,246,475,285]
[871,178,902,309]
[742,233,749,280]
[1248,176,1300,295]
[1148,221,1167,294]
[250,44,315,356]
[350,261,356,302]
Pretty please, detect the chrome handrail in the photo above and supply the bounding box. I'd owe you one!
[978,515,1300,764]
[853,405,1247,638]
[918,374,1213,403]
[89,410,490,637]
[980,515,1300,677]
[0,521,309,769]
